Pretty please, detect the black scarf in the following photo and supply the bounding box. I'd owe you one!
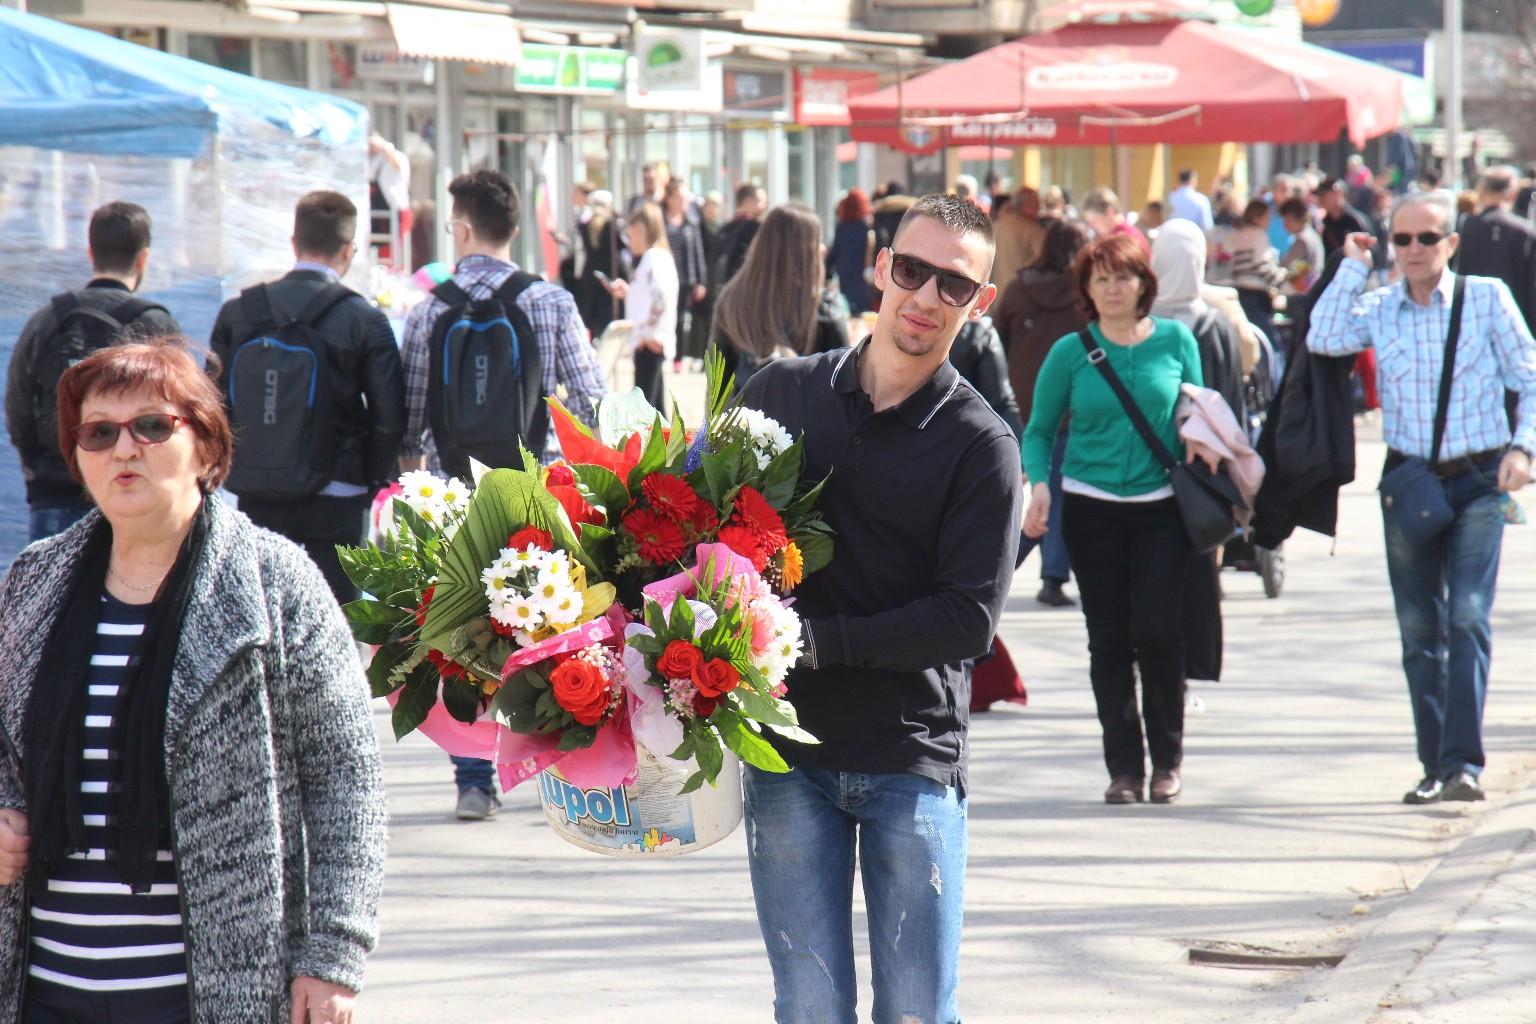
[25,497,212,894]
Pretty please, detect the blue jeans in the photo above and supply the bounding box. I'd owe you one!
[28,502,92,543]
[1382,462,1505,781]
[744,765,967,1024]
[1016,427,1071,582]
[451,755,495,794]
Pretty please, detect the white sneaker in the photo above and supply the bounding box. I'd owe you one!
[455,788,501,820]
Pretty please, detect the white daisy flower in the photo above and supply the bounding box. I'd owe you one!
[399,470,441,504]
[529,573,575,611]
[481,566,515,600]
[440,477,471,512]
[544,589,582,630]
[491,593,543,632]
[490,548,523,573]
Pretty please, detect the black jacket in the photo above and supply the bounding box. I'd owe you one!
[1456,207,1536,331]
[1189,306,1246,424]
[948,317,1025,439]
[1250,251,1358,549]
[4,279,181,506]
[713,216,760,287]
[209,270,406,492]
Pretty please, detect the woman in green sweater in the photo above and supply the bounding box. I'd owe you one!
[1021,233,1218,806]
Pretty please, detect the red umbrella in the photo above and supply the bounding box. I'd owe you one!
[848,18,1404,154]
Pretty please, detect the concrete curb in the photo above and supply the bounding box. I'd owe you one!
[1282,779,1536,1024]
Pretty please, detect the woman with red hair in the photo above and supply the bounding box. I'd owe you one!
[825,188,874,315]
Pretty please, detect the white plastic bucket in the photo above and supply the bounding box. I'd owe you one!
[538,747,742,857]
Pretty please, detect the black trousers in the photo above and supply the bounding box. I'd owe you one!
[633,347,666,413]
[239,492,372,605]
[24,979,190,1024]
[1062,493,1192,779]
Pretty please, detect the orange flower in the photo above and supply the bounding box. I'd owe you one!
[776,541,805,591]
[550,658,612,725]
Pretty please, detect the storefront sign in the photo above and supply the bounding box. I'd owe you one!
[722,65,788,116]
[795,69,882,127]
[1027,59,1179,91]
[951,118,1059,142]
[634,29,706,93]
[1233,0,1275,15]
[357,43,433,84]
[1319,40,1429,79]
[515,44,626,94]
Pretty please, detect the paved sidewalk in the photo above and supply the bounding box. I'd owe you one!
[354,421,1536,1023]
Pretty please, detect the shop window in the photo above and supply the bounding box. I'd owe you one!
[258,39,307,86]
[787,126,810,204]
[683,115,714,197]
[326,42,358,90]
[186,34,252,76]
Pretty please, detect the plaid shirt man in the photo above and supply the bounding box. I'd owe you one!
[1309,260,1536,458]
[401,254,607,470]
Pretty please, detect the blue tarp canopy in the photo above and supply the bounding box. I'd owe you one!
[0,6,366,158]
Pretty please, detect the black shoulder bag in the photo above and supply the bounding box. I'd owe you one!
[1377,275,1467,545]
[1078,330,1246,553]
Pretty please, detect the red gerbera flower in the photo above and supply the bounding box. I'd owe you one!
[642,473,701,523]
[624,507,688,564]
[507,526,554,552]
[717,525,771,571]
[732,486,788,549]
[687,500,720,537]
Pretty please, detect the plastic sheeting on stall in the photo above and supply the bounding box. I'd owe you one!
[0,8,370,565]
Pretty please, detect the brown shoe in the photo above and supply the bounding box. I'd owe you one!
[1150,769,1182,804]
[1104,774,1144,804]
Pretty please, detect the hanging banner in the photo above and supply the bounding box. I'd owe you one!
[634,29,706,93]
[515,45,626,95]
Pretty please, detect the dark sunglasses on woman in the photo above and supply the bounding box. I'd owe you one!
[1391,231,1446,248]
[73,414,188,452]
[886,249,984,307]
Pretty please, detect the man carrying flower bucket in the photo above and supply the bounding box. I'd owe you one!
[736,194,1023,1023]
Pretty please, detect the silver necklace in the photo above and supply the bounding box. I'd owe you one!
[108,563,169,594]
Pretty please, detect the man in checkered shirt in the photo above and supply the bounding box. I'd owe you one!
[1310,191,1536,806]
[399,168,607,476]
[399,169,608,820]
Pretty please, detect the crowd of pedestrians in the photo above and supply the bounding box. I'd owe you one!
[2,145,1535,1023]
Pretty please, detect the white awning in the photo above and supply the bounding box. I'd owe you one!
[386,2,522,66]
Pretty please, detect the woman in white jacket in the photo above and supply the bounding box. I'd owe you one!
[604,202,677,411]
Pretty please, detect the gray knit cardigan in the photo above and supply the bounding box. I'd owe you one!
[0,500,388,1023]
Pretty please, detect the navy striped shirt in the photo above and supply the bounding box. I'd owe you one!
[28,595,188,996]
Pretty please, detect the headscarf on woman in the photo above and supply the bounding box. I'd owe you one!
[1149,218,1210,327]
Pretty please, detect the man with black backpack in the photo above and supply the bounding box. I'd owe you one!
[209,190,405,604]
[400,168,607,821]
[5,201,180,541]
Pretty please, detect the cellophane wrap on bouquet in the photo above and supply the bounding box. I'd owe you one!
[340,353,834,854]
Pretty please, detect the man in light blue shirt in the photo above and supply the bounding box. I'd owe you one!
[1309,192,1536,805]
[1167,169,1214,232]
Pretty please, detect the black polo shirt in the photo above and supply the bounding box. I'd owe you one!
[740,342,1023,792]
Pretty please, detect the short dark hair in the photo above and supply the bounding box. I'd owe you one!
[293,190,357,258]
[1278,198,1310,221]
[1241,198,1272,226]
[57,338,233,492]
[895,193,995,248]
[1075,234,1157,321]
[1037,218,1093,276]
[88,202,152,275]
[734,182,760,208]
[1178,169,1196,185]
[449,169,520,246]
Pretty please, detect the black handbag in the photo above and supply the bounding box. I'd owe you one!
[1377,275,1466,545]
[1078,330,1246,553]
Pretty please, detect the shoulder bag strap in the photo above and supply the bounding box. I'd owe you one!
[1077,329,1179,471]
[1428,274,1468,466]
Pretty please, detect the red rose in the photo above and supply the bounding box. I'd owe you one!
[717,525,771,571]
[426,648,468,682]
[415,585,435,627]
[656,640,705,680]
[545,463,576,487]
[550,659,612,726]
[692,692,720,718]
[507,526,554,552]
[624,507,688,564]
[695,657,740,698]
[642,473,701,523]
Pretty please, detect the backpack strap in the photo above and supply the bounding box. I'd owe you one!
[239,284,279,328]
[493,270,543,306]
[1078,329,1180,471]
[291,283,355,328]
[431,280,472,308]
[48,291,149,335]
[106,296,168,328]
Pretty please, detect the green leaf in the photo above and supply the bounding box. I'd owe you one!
[548,396,595,439]
[784,471,830,523]
[644,599,669,637]
[556,724,598,751]
[422,468,597,649]
[665,404,689,466]
[693,722,724,781]
[391,497,439,544]
[441,677,482,723]
[678,769,708,795]
[717,713,790,772]
[667,593,696,638]
[343,599,412,645]
[732,677,802,728]
[701,443,742,507]
[578,521,616,571]
[364,642,413,699]
[391,662,438,740]
[669,732,696,761]
[793,530,834,575]
[626,415,669,492]
[575,465,631,519]
[758,443,804,509]
[337,544,423,606]
[491,669,547,734]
